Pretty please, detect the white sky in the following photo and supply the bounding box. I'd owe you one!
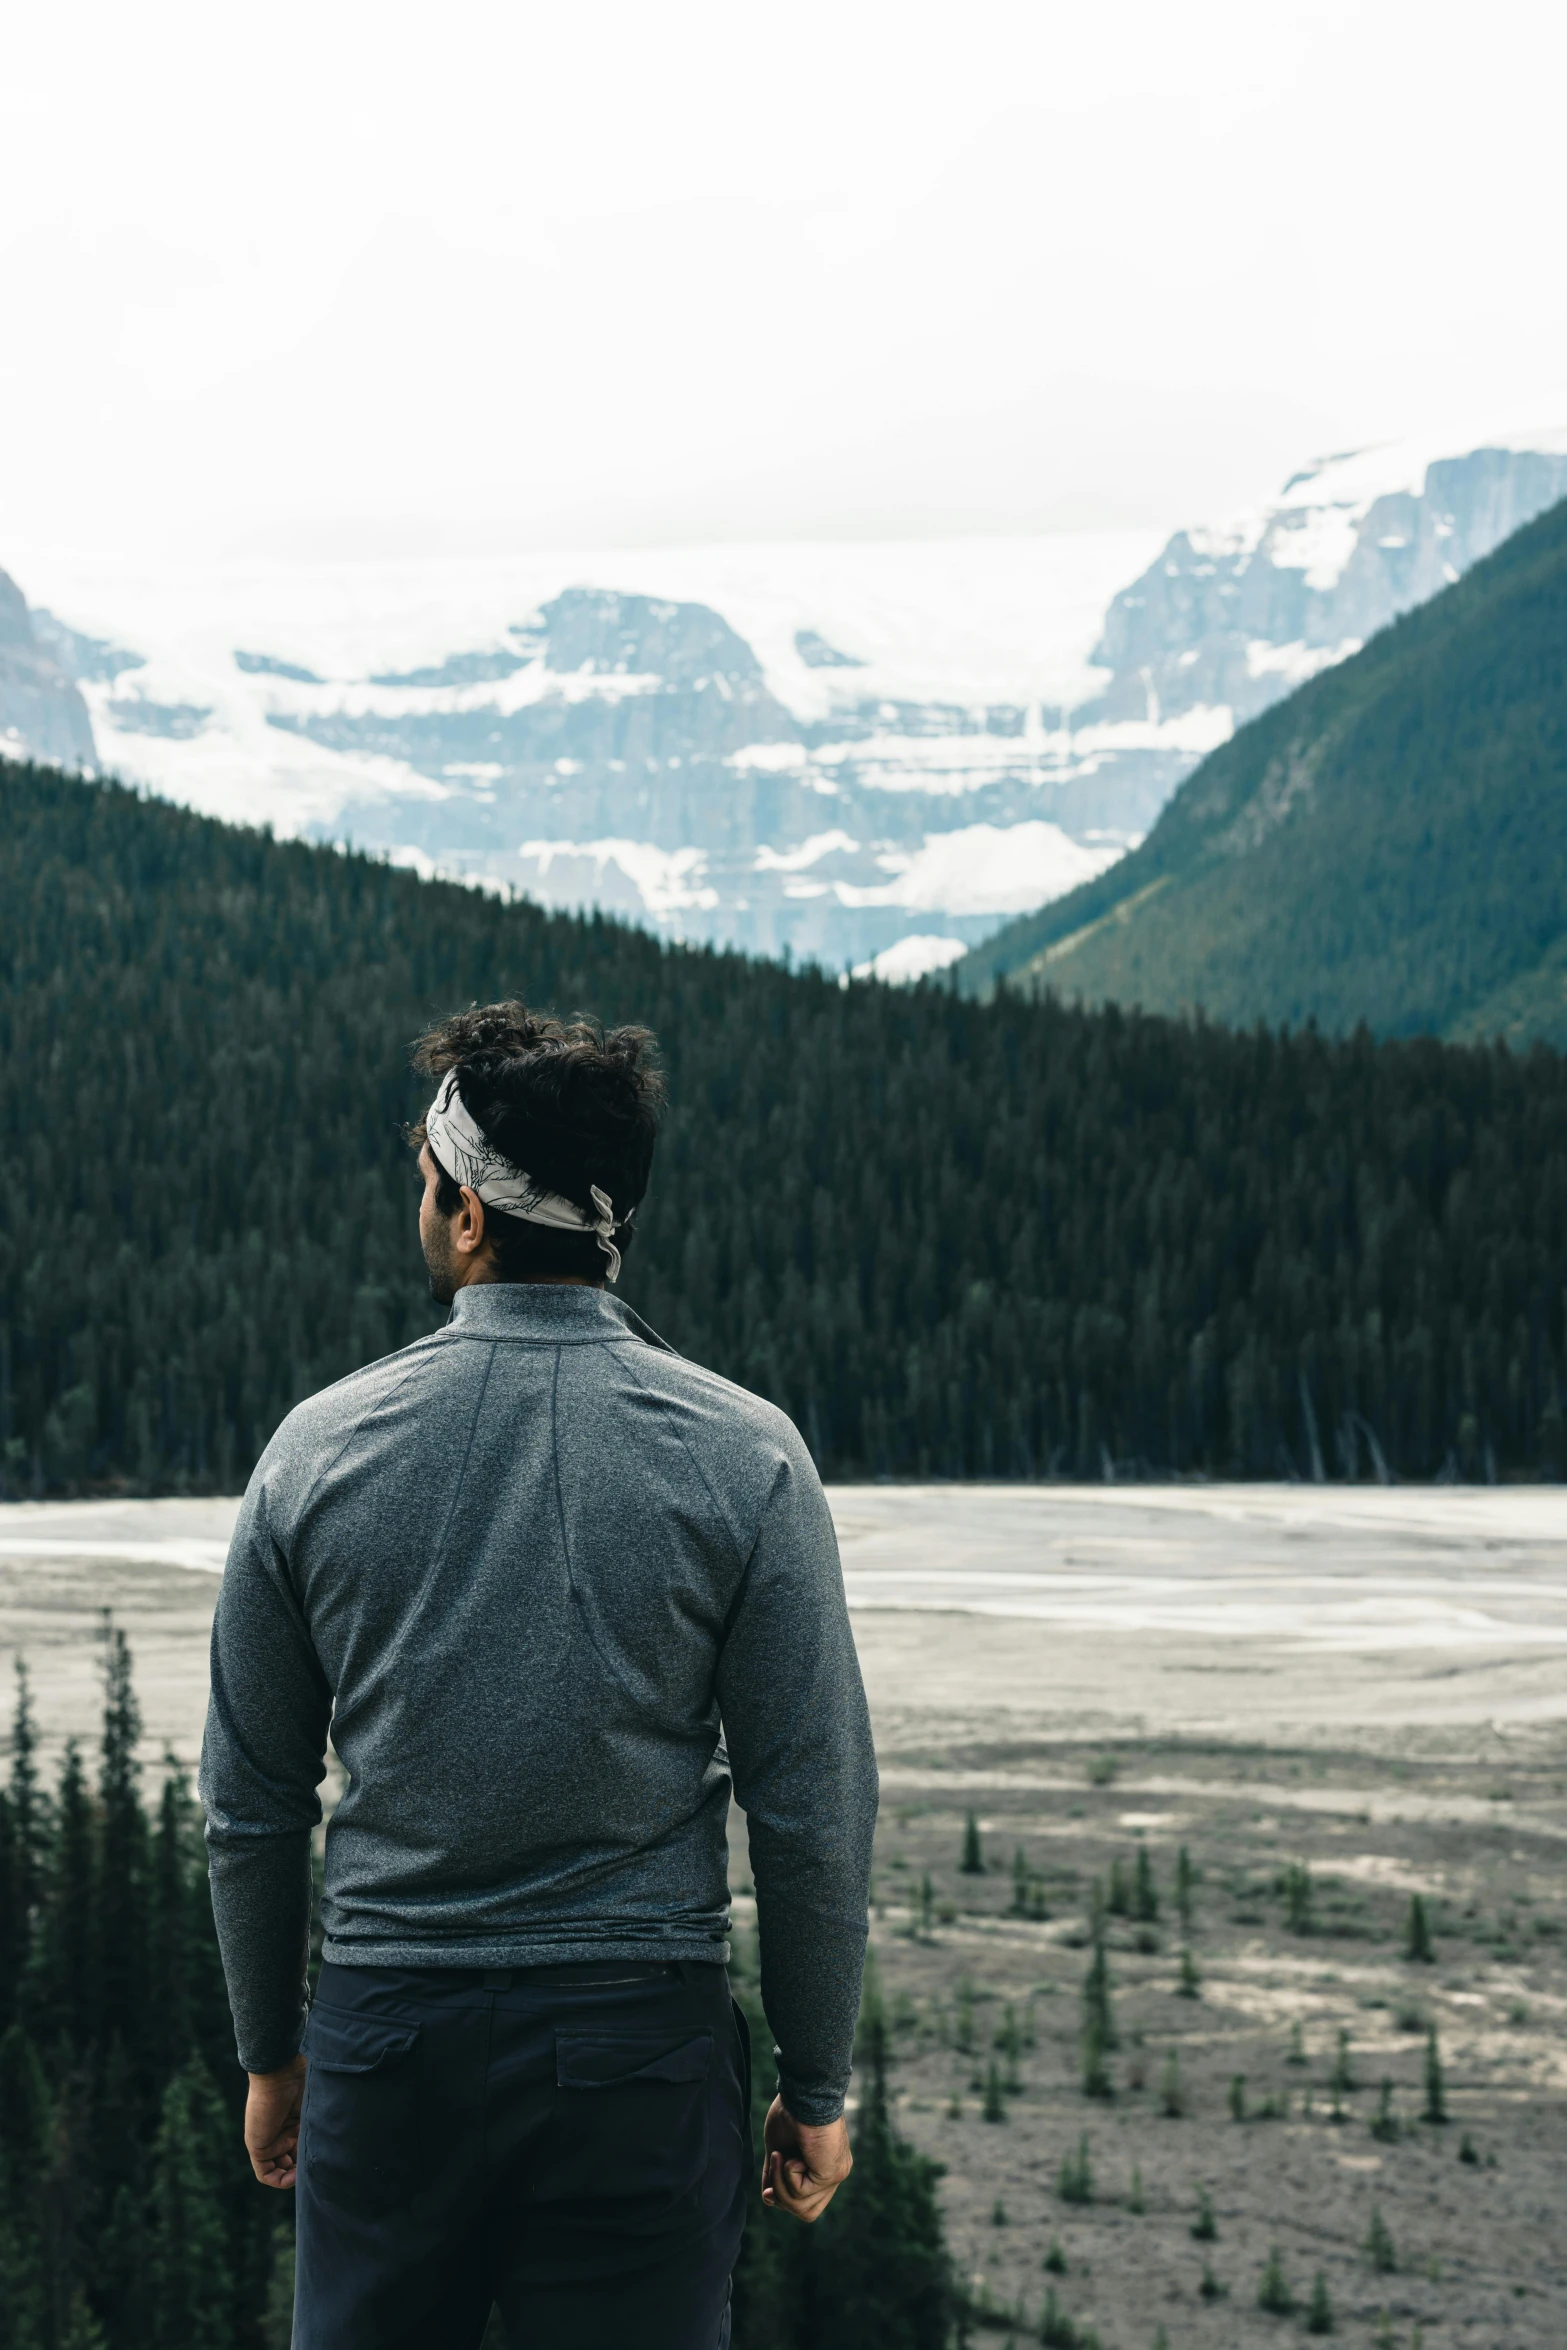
[3,0,1566,563]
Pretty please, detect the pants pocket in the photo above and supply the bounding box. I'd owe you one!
[535,2027,713,2232]
[301,2008,422,2220]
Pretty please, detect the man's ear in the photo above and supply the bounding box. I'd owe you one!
[453,1184,488,1258]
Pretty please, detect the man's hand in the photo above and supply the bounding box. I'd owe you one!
[761,2094,852,2222]
[245,2055,307,2190]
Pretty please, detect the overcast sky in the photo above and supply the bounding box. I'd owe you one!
[3,0,1565,563]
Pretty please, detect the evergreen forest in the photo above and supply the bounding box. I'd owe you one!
[0,1632,950,2350]
[3,754,1567,1490]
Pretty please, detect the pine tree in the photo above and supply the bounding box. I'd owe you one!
[917,1873,935,1938]
[147,1769,195,2082]
[0,1794,23,2034]
[1159,2050,1184,2117]
[1190,2186,1216,2241]
[1057,2134,1093,2206]
[1305,2271,1335,2333]
[1081,1889,1117,2050]
[9,1663,42,1922]
[30,1743,94,2051]
[1177,1947,1200,1999]
[1423,2025,1448,2124]
[1284,1863,1313,1934]
[148,2060,239,2350]
[1011,1847,1029,1916]
[1107,1858,1131,1918]
[96,1619,149,2057]
[1405,1894,1435,1963]
[1257,2246,1294,2315]
[259,2226,295,2350]
[1365,2205,1396,2273]
[60,2293,107,2350]
[1175,1846,1195,1933]
[1132,1847,1158,1923]
[795,2013,953,2350]
[982,2060,1006,2123]
[960,1814,984,1876]
[0,2025,51,2350]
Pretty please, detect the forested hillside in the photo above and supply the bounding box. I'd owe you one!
[961,493,1567,1044]
[2,756,1566,1489]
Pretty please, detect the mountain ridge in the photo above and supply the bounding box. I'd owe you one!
[959,491,1567,1044]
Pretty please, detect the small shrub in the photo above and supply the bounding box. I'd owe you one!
[1228,2073,1247,2122]
[1087,1754,1118,1787]
[1258,2245,1294,2315]
[1190,2185,1217,2241]
[1370,2080,1400,2143]
[1286,2020,1307,2065]
[961,1811,984,1875]
[1127,2164,1145,2214]
[1394,1997,1427,2032]
[1108,1857,1132,1918]
[1160,2050,1185,2118]
[1043,2239,1067,2275]
[992,2198,1008,2226]
[1177,1947,1201,1999]
[1458,2129,1480,2165]
[1305,2270,1335,2334]
[1198,2261,1227,2303]
[983,2060,1007,2122]
[1330,2029,1356,2097]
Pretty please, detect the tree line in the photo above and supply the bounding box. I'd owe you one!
[0,1629,289,2347]
[3,754,1566,1490]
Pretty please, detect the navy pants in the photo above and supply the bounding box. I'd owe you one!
[294,1959,751,2350]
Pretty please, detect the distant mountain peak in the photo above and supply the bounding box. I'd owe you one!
[0,571,98,770]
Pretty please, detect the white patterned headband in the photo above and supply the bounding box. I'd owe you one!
[423,1069,624,1283]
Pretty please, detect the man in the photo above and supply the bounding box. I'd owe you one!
[199,1000,877,2349]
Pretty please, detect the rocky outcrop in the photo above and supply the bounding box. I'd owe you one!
[1088,443,1567,727]
[0,570,98,769]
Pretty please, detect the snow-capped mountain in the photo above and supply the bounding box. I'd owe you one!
[6,420,1565,975]
[1088,423,1567,730]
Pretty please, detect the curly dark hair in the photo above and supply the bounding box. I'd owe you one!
[409,1001,665,1282]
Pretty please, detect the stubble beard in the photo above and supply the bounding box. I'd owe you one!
[422,1221,458,1307]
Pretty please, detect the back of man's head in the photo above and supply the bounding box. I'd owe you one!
[412,1001,664,1282]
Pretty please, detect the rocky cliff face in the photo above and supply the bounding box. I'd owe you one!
[0,570,99,770]
[1088,439,1567,727]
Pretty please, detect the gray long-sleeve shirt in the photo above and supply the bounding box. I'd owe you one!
[199,1281,876,2123]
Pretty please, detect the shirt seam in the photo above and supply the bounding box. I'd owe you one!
[615,1345,750,1575]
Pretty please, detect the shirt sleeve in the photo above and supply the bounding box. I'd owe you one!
[198,1464,333,2073]
[715,1442,877,2125]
